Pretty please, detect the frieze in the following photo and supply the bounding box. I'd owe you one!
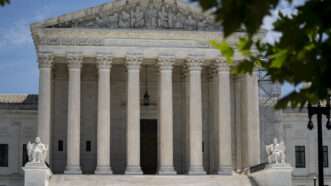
[47,0,221,31]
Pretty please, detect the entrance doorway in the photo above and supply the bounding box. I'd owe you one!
[140,119,158,174]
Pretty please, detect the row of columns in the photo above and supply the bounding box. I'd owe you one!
[37,52,234,175]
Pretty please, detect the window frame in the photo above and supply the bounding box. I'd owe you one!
[295,145,306,168]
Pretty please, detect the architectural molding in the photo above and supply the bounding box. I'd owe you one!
[35,0,221,31]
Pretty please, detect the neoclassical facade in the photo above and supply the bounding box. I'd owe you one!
[30,0,260,175]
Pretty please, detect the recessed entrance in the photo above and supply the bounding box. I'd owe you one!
[140,119,158,174]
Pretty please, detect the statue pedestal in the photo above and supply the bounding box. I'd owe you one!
[23,162,52,186]
[250,164,293,186]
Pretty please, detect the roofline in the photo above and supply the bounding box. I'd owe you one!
[30,0,207,30]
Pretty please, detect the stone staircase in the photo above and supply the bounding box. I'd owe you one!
[49,175,253,186]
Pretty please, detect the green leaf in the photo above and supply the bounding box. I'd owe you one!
[270,49,288,68]
[211,40,234,64]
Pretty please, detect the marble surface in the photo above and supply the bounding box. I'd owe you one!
[49,175,252,186]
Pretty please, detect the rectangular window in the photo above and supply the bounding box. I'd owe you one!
[58,140,64,152]
[0,144,9,167]
[295,146,306,168]
[86,141,91,152]
[324,146,329,168]
[22,144,29,166]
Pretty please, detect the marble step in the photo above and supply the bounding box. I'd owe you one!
[50,175,253,186]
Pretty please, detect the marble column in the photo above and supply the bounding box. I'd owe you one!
[242,72,261,167]
[158,55,176,175]
[95,54,113,175]
[125,53,143,175]
[64,53,83,174]
[216,59,233,175]
[187,55,206,175]
[37,52,53,163]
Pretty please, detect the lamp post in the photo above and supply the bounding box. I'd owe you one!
[313,176,317,186]
[307,99,331,186]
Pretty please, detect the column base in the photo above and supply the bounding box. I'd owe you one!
[95,166,113,175]
[125,165,143,175]
[217,165,233,175]
[158,165,177,175]
[64,165,82,175]
[188,165,206,175]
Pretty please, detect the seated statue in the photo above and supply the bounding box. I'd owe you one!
[266,138,286,165]
[27,137,48,164]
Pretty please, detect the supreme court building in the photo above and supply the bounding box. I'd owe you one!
[30,0,261,176]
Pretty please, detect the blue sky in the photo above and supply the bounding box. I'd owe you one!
[0,0,110,93]
[0,0,302,95]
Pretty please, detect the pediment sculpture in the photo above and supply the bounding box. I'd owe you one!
[48,1,221,31]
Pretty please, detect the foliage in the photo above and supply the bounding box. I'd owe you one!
[0,0,9,6]
[192,0,331,109]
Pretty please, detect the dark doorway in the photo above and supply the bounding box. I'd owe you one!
[140,119,158,174]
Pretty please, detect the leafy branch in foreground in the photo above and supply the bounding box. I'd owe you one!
[192,0,331,109]
[0,0,9,6]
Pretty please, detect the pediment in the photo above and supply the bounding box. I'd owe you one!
[40,0,221,31]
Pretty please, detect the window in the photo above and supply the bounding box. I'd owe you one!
[0,144,8,167]
[22,144,29,166]
[86,141,91,152]
[324,146,329,168]
[295,146,306,168]
[58,140,64,152]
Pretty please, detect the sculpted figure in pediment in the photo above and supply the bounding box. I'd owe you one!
[158,6,169,28]
[145,4,158,29]
[185,15,197,30]
[107,13,119,28]
[174,13,185,29]
[119,10,131,28]
[132,6,145,28]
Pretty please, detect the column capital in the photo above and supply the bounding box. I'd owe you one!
[67,53,83,69]
[96,53,112,69]
[158,54,175,71]
[126,52,143,70]
[38,52,54,69]
[215,57,230,73]
[186,54,205,71]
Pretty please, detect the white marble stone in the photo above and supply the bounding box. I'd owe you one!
[23,162,52,186]
[251,165,293,186]
[37,53,53,163]
[125,54,143,175]
[49,175,252,186]
[64,53,83,175]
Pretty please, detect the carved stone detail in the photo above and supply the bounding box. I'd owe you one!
[48,1,221,31]
[38,53,53,68]
[67,53,83,69]
[96,53,112,69]
[26,137,48,164]
[186,54,205,71]
[158,54,175,71]
[216,57,230,73]
[126,52,143,70]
